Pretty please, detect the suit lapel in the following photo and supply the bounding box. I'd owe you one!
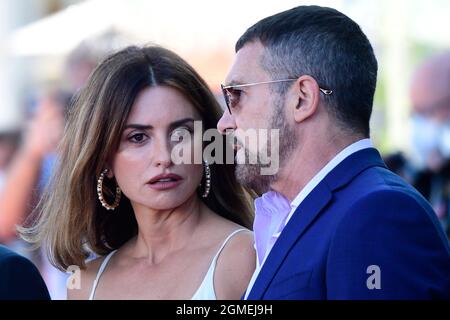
[247,148,387,299]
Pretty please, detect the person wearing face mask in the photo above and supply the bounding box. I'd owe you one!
[409,51,450,239]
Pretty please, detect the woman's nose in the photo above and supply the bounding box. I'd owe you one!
[153,137,172,168]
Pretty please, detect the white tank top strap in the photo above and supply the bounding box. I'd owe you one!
[191,228,249,300]
[213,228,249,263]
[88,249,118,300]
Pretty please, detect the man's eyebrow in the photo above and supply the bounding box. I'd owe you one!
[224,79,244,87]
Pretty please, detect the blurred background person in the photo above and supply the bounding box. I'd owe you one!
[0,94,64,242]
[409,51,450,238]
[0,130,20,190]
[385,52,450,239]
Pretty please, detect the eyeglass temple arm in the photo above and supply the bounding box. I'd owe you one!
[223,79,333,95]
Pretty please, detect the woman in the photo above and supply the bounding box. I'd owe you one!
[21,45,256,300]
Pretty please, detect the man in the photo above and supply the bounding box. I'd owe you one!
[218,5,450,299]
[0,245,50,299]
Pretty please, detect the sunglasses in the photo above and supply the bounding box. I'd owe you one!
[221,78,333,114]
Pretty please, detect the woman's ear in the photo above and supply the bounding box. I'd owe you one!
[106,169,114,179]
[292,75,321,123]
[105,162,114,179]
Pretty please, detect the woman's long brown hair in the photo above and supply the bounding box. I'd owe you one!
[20,45,254,271]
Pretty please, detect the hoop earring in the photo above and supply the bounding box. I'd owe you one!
[97,169,121,210]
[201,160,211,198]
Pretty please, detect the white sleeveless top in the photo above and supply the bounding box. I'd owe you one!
[88,228,248,300]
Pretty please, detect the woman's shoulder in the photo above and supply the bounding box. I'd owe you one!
[213,225,256,299]
[66,253,108,300]
[202,208,254,250]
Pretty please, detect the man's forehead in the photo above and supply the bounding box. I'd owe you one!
[225,41,266,85]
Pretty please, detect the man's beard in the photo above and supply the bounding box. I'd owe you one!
[235,94,297,194]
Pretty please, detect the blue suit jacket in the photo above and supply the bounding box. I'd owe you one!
[0,245,50,300]
[247,148,450,299]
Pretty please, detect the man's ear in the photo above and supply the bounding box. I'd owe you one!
[291,75,321,123]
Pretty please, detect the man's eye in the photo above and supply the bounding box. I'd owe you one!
[229,88,243,107]
[231,88,243,98]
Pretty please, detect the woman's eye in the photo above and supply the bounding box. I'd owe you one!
[128,133,147,143]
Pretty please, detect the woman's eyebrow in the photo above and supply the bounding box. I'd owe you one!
[123,124,153,130]
[168,118,195,130]
[124,118,195,131]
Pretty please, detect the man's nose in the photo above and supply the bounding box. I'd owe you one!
[217,110,236,135]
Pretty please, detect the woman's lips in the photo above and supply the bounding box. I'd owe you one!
[147,173,183,191]
[147,179,183,190]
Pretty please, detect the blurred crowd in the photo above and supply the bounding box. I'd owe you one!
[0,41,107,299]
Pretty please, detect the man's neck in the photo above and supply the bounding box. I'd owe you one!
[271,134,365,201]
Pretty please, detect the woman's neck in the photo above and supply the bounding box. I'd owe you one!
[127,195,205,264]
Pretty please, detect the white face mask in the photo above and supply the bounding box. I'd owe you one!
[410,115,450,168]
[440,126,450,158]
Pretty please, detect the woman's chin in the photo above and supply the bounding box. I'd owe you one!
[135,194,194,211]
